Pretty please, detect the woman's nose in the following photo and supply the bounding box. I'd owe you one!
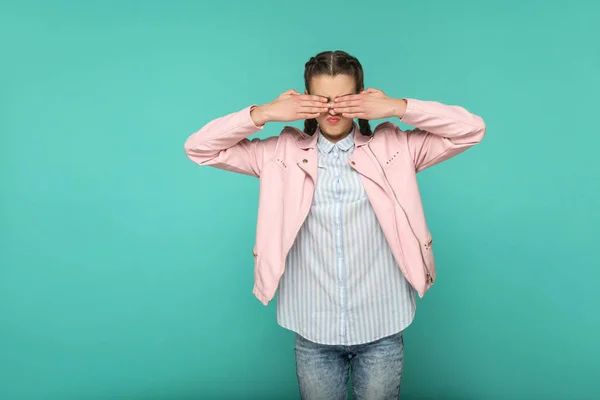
[328,103,338,115]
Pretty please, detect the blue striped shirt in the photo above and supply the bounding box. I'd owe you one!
[276,128,416,345]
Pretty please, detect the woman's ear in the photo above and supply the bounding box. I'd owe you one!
[304,89,309,95]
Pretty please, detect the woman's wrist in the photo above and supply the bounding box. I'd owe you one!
[250,104,270,126]
[393,98,408,119]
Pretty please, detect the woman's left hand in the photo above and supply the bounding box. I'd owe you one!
[332,88,407,120]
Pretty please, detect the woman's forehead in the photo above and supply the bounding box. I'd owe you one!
[310,74,356,97]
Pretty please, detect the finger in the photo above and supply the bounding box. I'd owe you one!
[299,113,321,119]
[364,88,380,93]
[333,100,361,108]
[284,89,300,95]
[300,94,328,102]
[332,106,363,114]
[299,106,329,114]
[334,94,363,102]
[341,112,367,119]
[300,100,331,108]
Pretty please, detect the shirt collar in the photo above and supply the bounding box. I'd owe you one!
[316,126,355,154]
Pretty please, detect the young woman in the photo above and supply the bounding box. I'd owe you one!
[184,50,485,400]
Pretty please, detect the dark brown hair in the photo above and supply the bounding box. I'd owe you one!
[304,50,373,136]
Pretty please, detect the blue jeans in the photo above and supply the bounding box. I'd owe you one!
[294,332,404,400]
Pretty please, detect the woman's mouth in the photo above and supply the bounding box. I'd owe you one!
[327,117,341,124]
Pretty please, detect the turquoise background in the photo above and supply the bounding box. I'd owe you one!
[1,0,598,399]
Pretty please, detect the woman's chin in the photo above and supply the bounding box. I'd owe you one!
[321,122,353,136]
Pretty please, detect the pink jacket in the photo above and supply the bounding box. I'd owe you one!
[184,99,486,306]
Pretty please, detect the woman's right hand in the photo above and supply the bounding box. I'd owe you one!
[251,89,329,126]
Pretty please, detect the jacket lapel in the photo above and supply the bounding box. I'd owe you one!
[349,147,389,194]
[351,127,390,194]
[296,128,320,183]
[295,123,386,190]
[296,150,318,183]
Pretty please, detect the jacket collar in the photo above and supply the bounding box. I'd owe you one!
[297,121,373,149]
[317,127,354,153]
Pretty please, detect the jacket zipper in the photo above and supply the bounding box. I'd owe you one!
[280,161,317,272]
[366,144,434,285]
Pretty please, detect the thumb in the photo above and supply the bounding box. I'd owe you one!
[280,89,301,99]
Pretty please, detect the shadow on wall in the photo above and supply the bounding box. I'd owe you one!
[401,396,476,400]
[130,393,476,400]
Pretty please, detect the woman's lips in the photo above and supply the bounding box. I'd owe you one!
[327,117,341,124]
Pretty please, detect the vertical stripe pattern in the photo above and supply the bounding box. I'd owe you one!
[276,128,416,345]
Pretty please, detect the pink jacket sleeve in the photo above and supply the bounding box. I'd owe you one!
[399,98,486,172]
[184,105,278,177]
